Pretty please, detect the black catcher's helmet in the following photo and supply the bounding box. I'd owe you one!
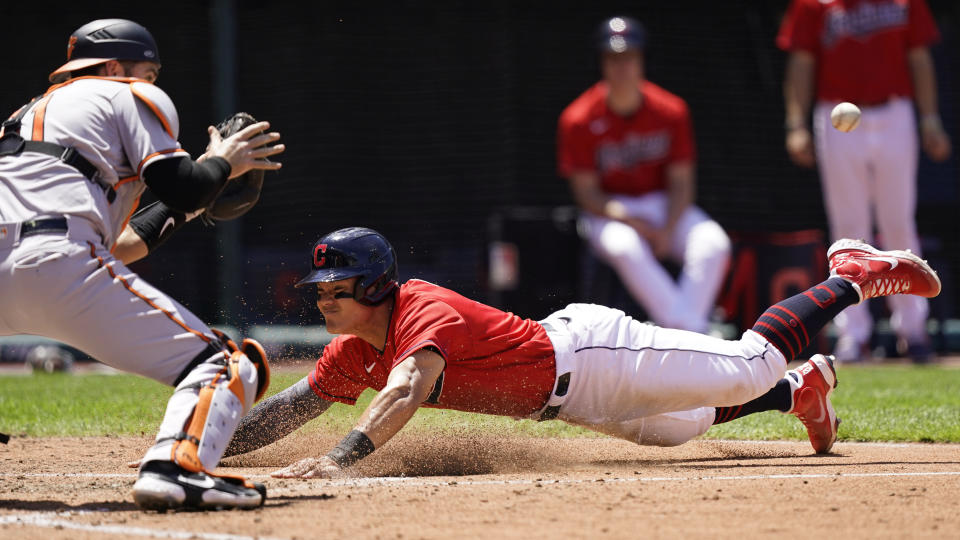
[596,16,646,53]
[49,18,160,83]
[295,227,399,305]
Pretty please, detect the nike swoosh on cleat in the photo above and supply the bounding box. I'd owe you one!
[874,256,899,270]
[177,474,216,489]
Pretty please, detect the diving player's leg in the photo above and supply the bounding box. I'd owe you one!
[553,243,937,433]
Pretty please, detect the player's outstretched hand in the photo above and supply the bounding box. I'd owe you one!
[271,456,345,479]
[206,120,285,179]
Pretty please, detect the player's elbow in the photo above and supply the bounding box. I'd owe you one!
[381,379,419,409]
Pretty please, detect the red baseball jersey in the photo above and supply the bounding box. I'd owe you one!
[776,0,940,105]
[557,80,696,197]
[308,279,556,417]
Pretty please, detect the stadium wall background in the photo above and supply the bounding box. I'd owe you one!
[2,1,957,335]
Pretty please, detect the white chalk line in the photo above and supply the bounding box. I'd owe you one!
[4,469,959,486]
[0,511,287,540]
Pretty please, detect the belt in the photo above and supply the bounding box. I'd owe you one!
[537,372,571,421]
[20,217,68,239]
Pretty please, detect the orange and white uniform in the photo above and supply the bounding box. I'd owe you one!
[0,76,230,467]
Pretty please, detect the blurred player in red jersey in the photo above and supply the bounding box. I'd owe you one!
[778,0,952,363]
[556,16,731,334]
[221,226,941,477]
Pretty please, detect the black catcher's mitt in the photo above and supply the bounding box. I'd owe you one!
[203,112,266,223]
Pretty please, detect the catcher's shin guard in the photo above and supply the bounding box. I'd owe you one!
[170,338,270,472]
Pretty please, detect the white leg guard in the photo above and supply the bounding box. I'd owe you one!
[142,339,270,472]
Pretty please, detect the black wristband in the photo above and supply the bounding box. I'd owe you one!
[326,430,375,468]
[129,200,189,253]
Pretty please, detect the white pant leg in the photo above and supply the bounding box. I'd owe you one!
[542,304,786,437]
[670,209,731,332]
[580,408,717,447]
[582,193,729,332]
[869,99,928,339]
[582,212,680,327]
[1,233,216,383]
[814,101,874,344]
[0,221,231,465]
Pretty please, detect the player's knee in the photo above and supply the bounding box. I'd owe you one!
[229,340,270,412]
[632,411,713,447]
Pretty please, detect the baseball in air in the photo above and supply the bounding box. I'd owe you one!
[830,102,861,132]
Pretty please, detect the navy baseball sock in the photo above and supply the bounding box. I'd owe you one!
[750,277,859,361]
[713,378,792,424]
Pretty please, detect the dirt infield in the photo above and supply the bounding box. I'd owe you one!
[2,435,959,539]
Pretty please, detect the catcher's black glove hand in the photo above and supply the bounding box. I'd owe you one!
[202,112,268,223]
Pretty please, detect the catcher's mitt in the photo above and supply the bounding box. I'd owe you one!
[202,112,267,223]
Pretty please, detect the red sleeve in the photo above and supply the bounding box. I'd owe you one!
[668,100,696,164]
[557,106,596,177]
[309,337,371,405]
[390,298,467,369]
[776,0,820,54]
[907,0,940,47]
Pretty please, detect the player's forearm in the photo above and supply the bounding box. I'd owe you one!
[907,47,941,123]
[142,156,231,213]
[113,225,150,264]
[784,51,816,129]
[568,172,624,220]
[223,376,332,457]
[353,384,423,449]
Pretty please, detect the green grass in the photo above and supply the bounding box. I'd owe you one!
[1,365,958,443]
[705,365,960,443]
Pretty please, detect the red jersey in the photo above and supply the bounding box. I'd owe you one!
[557,80,696,197]
[308,280,556,417]
[776,0,940,105]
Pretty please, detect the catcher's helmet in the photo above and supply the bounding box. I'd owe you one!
[49,18,160,83]
[295,227,399,305]
[596,16,646,53]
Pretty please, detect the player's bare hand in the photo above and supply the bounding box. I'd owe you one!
[205,120,285,179]
[921,123,951,162]
[786,127,816,168]
[271,456,344,479]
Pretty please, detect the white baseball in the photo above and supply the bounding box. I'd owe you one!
[830,102,861,132]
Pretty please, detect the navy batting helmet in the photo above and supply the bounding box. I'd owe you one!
[295,227,399,305]
[596,16,646,53]
[49,19,160,83]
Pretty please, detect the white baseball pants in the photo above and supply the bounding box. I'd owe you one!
[580,192,730,333]
[814,97,929,343]
[538,303,786,446]
[0,216,228,464]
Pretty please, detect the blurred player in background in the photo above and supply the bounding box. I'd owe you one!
[557,16,731,334]
[778,0,952,363]
[0,18,283,510]
[220,226,940,478]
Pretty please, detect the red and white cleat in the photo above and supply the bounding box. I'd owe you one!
[828,239,941,302]
[786,354,840,454]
